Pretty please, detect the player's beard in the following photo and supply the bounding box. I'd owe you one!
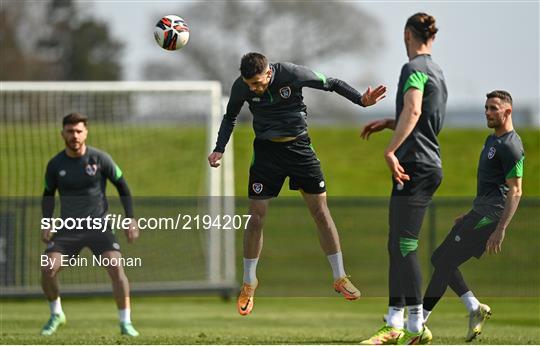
[66,139,83,152]
[487,117,501,129]
[253,87,266,95]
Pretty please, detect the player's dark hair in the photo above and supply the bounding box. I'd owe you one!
[405,12,438,43]
[240,52,268,79]
[62,112,88,127]
[486,90,513,105]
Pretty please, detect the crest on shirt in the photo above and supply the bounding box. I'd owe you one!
[85,164,98,176]
[487,147,496,159]
[252,183,263,194]
[279,86,291,99]
[59,170,66,177]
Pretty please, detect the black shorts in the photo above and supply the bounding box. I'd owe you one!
[432,210,498,261]
[45,230,121,258]
[389,162,442,240]
[248,135,326,198]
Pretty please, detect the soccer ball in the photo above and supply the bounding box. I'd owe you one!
[154,15,189,51]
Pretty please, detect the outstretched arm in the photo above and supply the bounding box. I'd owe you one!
[360,118,396,140]
[293,64,386,107]
[324,78,387,107]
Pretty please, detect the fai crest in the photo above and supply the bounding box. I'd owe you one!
[487,147,496,159]
[85,164,98,176]
[279,86,291,99]
[252,183,263,194]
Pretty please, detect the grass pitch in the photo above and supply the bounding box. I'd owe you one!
[1,296,538,344]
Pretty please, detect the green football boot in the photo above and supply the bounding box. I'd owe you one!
[120,322,140,337]
[360,325,404,344]
[40,312,66,336]
[465,303,491,342]
[397,325,432,345]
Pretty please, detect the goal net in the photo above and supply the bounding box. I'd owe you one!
[0,81,236,297]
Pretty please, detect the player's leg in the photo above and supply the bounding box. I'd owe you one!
[387,197,427,336]
[99,250,139,336]
[300,191,360,300]
[89,230,139,336]
[40,234,83,336]
[422,211,493,342]
[300,191,340,255]
[40,250,67,336]
[387,196,406,328]
[239,139,285,315]
[286,135,360,300]
[423,244,473,315]
[237,198,270,315]
[370,166,441,344]
[288,137,360,298]
[41,251,63,302]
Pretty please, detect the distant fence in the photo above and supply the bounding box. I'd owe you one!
[1,196,538,298]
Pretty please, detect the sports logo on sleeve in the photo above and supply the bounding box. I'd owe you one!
[85,164,98,176]
[487,147,496,159]
[252,183,263,194]
[279,86,291,99]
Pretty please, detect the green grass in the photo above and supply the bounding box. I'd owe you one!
[234,126,540,197]
[1,296,538,344]
[1,125,538,344]
[1,125,538,196]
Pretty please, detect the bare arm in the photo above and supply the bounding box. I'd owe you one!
[384,88,422,155]
[486,177,522,254]
[383,88,423,185]
[360,118,396,140]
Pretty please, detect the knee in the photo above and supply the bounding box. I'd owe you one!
[106,264,126,282]
[430,245,446,268]
[311,205,330,224]
[248,209,266,230]
[41,264,59,279]
[248,215,263,231]
[307,199,332,228]
[388,237,419,258]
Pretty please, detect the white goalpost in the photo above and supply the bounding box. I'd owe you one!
[0,81,236,297]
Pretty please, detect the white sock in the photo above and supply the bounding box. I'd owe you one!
[327,251,346,280]
[423,309,432,323]
[407,304,423,333]
[118,308,131,323]
[243,257,259,285]
[386,306,405,329]
[48,297,63,315]
[460,291,480,313]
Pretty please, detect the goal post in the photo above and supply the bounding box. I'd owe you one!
[0,81,236,297]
